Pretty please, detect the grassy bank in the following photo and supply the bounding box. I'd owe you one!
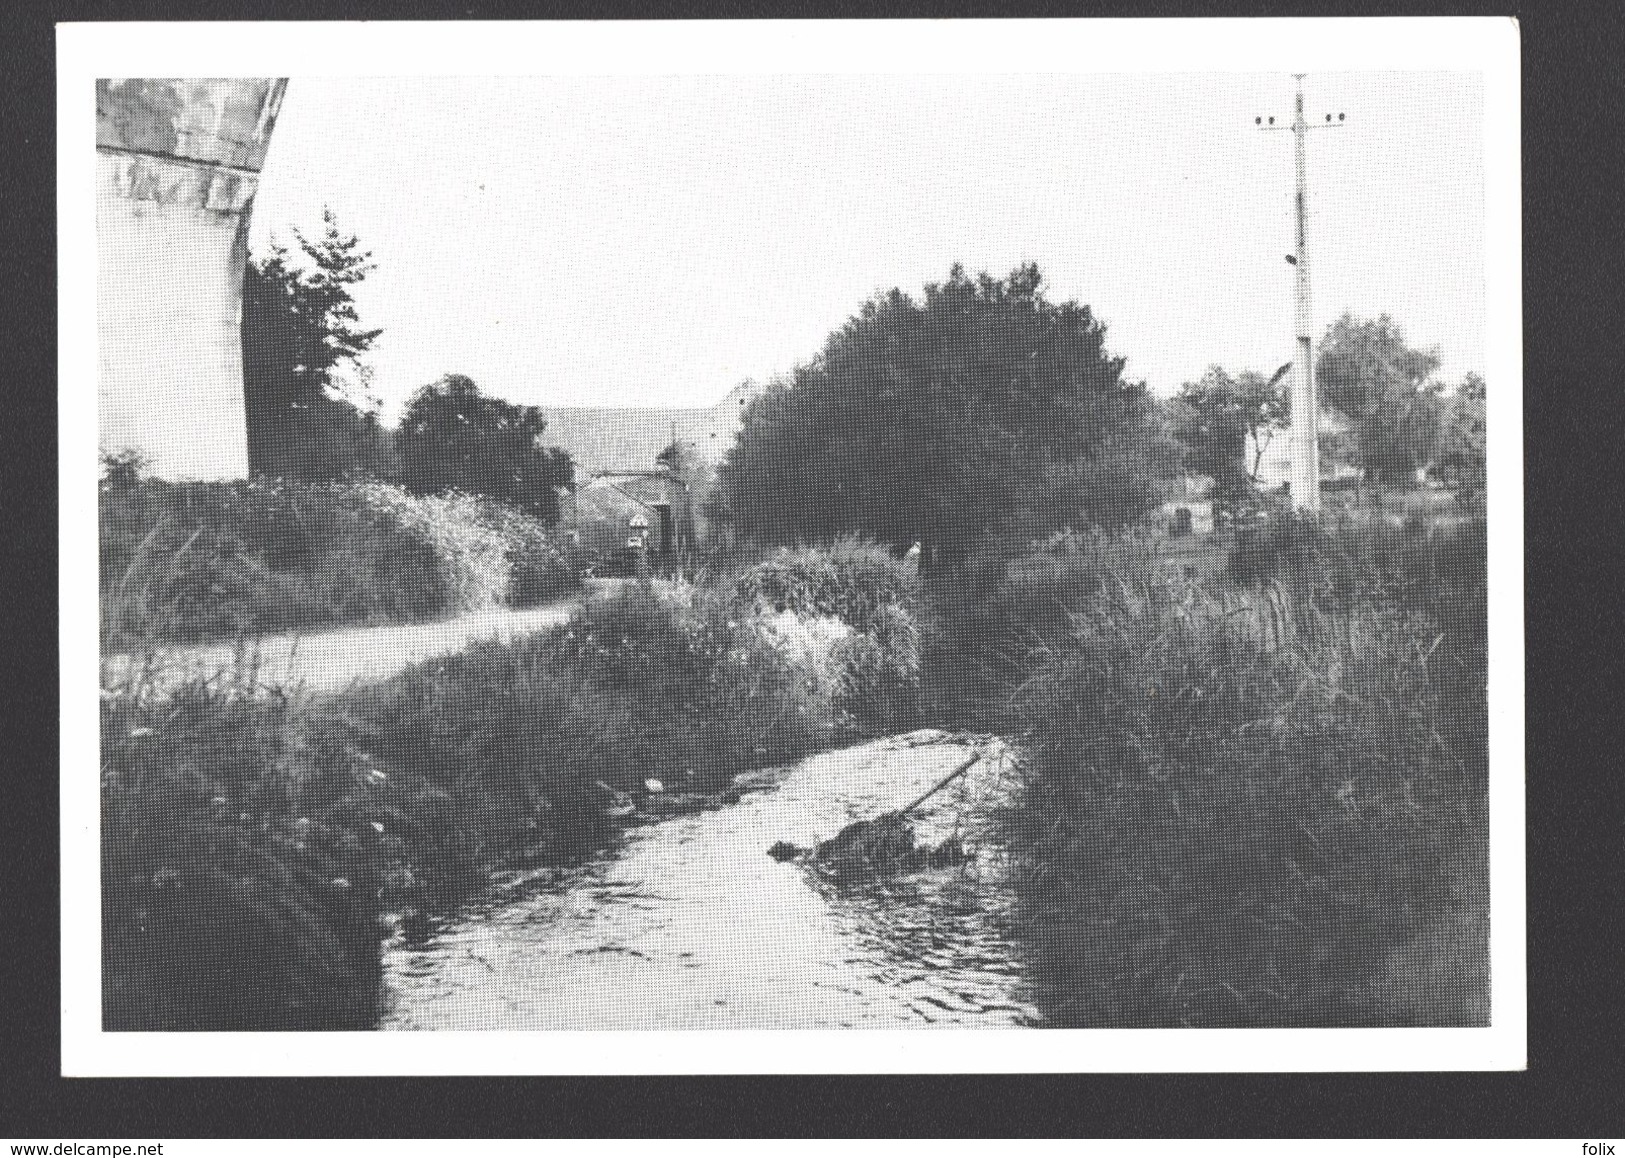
[100,540,925,1030]
[100,470,577,649]
[101,666,386,1030]
[948,517,1488,1027]
[100,507,1489,1031]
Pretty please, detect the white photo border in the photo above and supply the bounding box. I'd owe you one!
[58,15,1525,1076]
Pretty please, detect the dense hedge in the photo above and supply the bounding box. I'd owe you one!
[100,473,577,647]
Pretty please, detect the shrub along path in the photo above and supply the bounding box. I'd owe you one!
[103,586,607,696]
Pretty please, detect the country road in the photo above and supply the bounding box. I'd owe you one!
[102,593,587,697]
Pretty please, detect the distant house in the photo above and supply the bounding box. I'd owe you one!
[545,380,763,555]
[560,469,695,557]
[1249,408,1362,492]
[542,379,764,478]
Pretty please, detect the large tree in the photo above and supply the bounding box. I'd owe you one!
[1316,312,1447,486]
[715,263,1177,569]
[241,208,386,480]
[1170,364,1288,499]
[396,374,574,522]
[1435,371,1487,494]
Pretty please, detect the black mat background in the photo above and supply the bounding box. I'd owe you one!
[4,0,1620,1139]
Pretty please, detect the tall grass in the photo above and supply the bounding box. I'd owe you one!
[922,529,1163,726]
[100,663,387,1030]
[101,544,927,1029]
[100,471,577,649]
[990,518,1488,1027]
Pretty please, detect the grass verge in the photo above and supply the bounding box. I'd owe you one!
[100,543,926,1029]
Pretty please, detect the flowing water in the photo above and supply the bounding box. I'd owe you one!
[380,730,1041,1029]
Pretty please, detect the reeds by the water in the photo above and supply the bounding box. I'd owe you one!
[988,517,1489,1027]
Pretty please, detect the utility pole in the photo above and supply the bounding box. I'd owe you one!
[1258,75,1343,513]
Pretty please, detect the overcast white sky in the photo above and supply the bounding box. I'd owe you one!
[248,70,1484,418]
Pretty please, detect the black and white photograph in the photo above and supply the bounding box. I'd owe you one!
[58,18,1524,1075]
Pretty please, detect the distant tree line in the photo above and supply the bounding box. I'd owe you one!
[240,207,572,521]
[1316,312,1485,491]
[1170,312,1486,498]
[239,214,1485,549]
[712,262,1490,570]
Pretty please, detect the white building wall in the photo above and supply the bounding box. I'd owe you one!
[96,79,287,480]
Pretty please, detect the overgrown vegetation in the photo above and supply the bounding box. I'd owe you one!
[715,264,1179,571]
[923,529,1164,727]
[961,516,1488,1027]
[101,542,925,1029]
[1316,312,1486,488]
[1169,364,1289,501]
[733,537,927,733]
[108,205,1494,1033]
[100,466,577,648]
[101,666,386,1030]
[395,374,575,522]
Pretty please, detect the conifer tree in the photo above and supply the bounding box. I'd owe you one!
[241,207,386,479]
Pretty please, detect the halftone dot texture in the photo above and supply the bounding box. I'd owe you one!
[381,738,1038,1030]
[100,71,1489,1032]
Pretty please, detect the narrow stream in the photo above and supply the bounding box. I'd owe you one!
[380,731,1041,1029]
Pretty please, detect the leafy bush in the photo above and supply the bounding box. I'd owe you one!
[100,475,449,645]
[349,484,514,613]
[1002,522,1488,1027]
[100,467,578,647]
[481,501,579,608]
[734,536,923,633]
[100,670,388,1030]
[735,536,927,729]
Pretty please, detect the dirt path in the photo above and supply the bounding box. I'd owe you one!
[103,592,591,696]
